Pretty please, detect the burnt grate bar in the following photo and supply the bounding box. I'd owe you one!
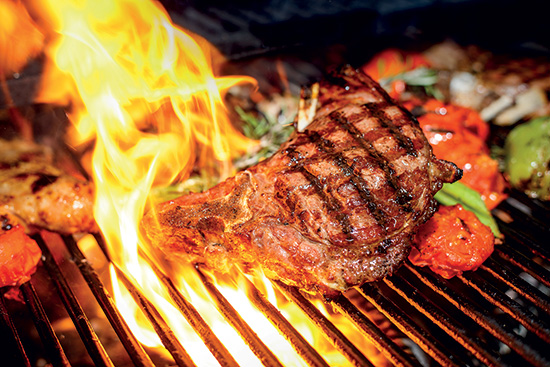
[359,283,465,367]
[144,253,240,367]
[329,294,422,367]
[480,257,550,314]
[61,234,155,367]
[0,292,31,367]
[113,265,197,367]
[458,270,550,343]
[196,267,284,367]
[20,281,71,367]
[499,201,549,231]
[89,233,203,366]
[274,280,376,367]
[241,276,330,367]
[494,211,550,262]
[32,233,114,367]
[383,269,505,367]
[495,245,550,289]
[405,263,550,367]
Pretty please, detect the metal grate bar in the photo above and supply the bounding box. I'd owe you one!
[505,191,550,215]
[20,282,71,367]
[0,292,31,367]
[61,234,156,367]
[196,267,284,367]
[499,199,550,235]
[495,215,550,261]
[406,263,549,367]
[274,280,376,367]
[93,233,199,366]
[144,254,240,367]
[4,194,548,367]
[480,258,550,314]
[113,265,197,367]
[458,271,550,343]
[384,271,507,367]
[33,234,114,367]
[330,294,422,367]
[243,277,330,367]
[495,245,550,289]
[359,283,464,367]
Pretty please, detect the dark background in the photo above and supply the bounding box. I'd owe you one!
[155,0,549,95]
[2,0,548,109]
[161,0,549,61]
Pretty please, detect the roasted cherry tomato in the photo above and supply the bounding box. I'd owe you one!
[406,99,507,210]
[362,49,431,99]
[409,204,495,279]
[0,223,41,288]
[362,49,430,81]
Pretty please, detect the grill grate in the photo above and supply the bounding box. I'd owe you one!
[1,192,549,367]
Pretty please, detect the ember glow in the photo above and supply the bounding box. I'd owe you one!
[30,0,385,365]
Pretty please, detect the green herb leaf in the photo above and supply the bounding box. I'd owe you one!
[235,106,271,140]
[435,182,501,237]
[151,172,218,202]
[381,67,438,87]
[233,100,295,169]
[381,67,444,99]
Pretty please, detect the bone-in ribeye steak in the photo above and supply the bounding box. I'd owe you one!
[142,65,462,295]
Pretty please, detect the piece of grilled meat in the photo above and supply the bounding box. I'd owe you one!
[142,66,462,295]
[0,138,98,234]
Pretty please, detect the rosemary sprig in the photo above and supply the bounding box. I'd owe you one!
[233,98,295,170]
[381,67,444,100]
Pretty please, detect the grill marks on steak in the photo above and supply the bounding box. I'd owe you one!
[280,101,428,245]
[142,65,461,295]
[333,110,413,207]
[284,127,391,241]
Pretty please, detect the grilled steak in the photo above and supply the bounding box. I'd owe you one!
[142,66,461,295]
[0,138,98,234]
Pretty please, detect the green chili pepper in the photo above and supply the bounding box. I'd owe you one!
[435,181,501,237]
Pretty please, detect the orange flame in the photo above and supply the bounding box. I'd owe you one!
[35,0,255,261]
[35,0,256,356]
[0,0,44,75]
[30,0,388,365]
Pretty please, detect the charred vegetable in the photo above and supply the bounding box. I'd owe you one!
[409,204,494,279]
[0,212,41,288]
[504,116,550,200]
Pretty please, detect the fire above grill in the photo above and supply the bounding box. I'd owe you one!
[1,0,550,366]
[0,188,549,367]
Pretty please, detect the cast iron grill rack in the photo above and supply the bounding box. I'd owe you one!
[1,191,549,367]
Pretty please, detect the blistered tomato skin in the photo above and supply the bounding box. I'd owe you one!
[0,224,42,288]
[404,99,508,210]
[409,204,494,279]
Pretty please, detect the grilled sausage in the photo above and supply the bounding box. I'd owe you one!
[0,138,97,234]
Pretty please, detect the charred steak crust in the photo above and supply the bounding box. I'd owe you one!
[142,65,461,295]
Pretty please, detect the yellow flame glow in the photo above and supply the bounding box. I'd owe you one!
[36,0,254,262]
[31,0,389,365]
